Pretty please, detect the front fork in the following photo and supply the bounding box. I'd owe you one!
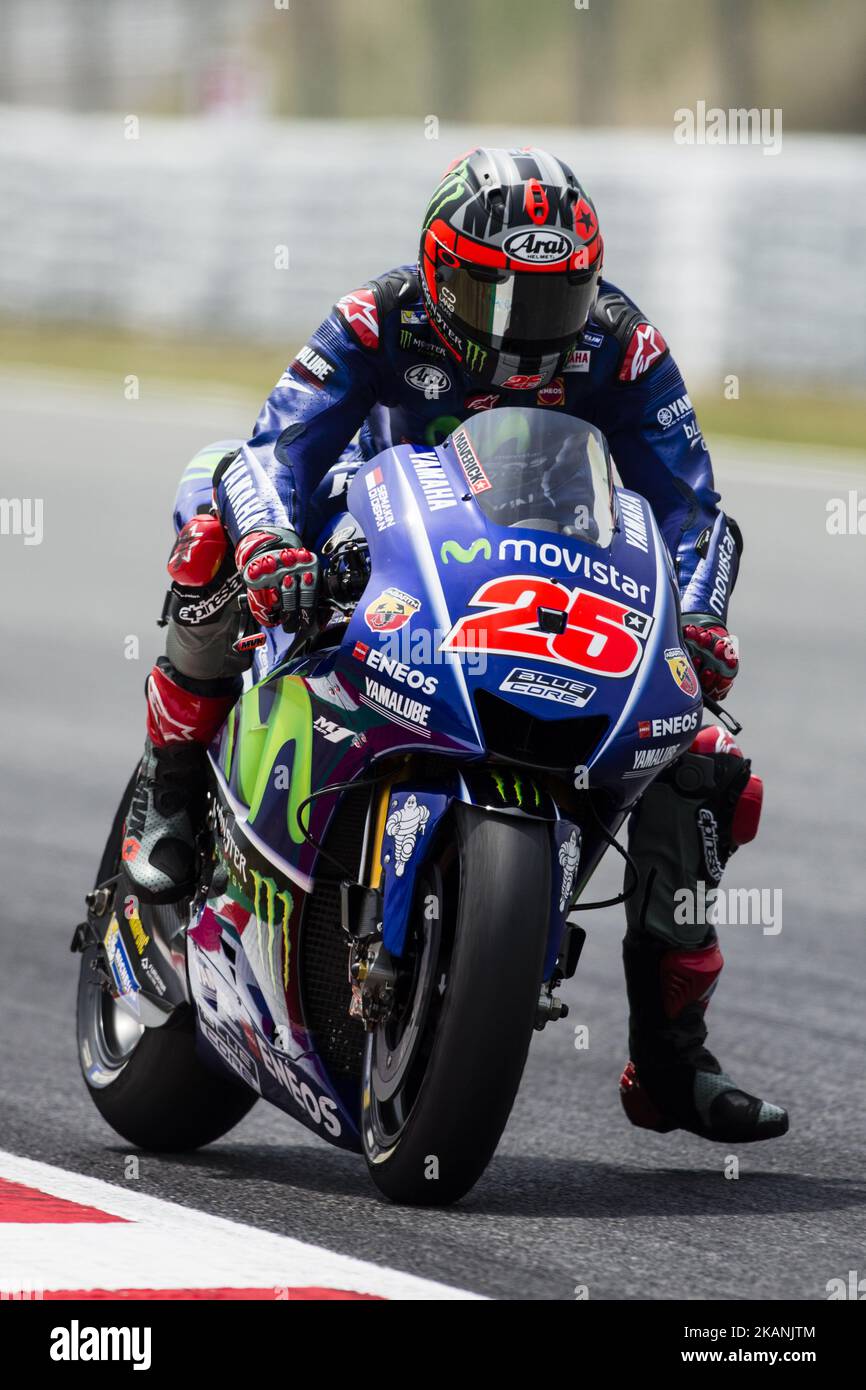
[340,769,585,1032]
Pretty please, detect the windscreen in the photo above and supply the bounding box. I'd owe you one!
[449,408,614,546]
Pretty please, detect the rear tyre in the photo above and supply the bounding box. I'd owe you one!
[362,806,551,1205]
[76,768,256,1152]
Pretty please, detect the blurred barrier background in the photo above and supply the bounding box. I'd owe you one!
[0,0,864,444]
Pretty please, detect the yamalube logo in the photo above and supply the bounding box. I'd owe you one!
[405,364,451,396]
[504,228,574,264]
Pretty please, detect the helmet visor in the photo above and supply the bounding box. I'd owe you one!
[437,265,597,352]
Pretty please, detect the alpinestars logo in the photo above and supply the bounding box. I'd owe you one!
[145,673,196,740]
[176,572,242,625]
[698,808,724,882]
[335,288,379,349]
[618,322,667,382]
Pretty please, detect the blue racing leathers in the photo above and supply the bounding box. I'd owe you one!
[213,266,741,622]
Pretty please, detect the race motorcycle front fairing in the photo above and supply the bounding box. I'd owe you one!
[77,407,702,1205]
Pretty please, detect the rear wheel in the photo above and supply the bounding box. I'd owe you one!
[76,770,256,1152]
[362,805,551,1205]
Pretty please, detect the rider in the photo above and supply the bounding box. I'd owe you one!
[121,147,787,1146]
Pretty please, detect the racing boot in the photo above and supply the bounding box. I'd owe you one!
[120,657,235,901]
[619,933,789,1143]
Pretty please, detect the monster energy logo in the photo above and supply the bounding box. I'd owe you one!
[400,329,413,351]
[249,869,293,993]
[424,158,470,227]
[465,340,488,372]
[489,769,542,810]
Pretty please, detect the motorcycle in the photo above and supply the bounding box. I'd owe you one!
[73,406,706,1206]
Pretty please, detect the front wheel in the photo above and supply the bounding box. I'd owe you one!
[362,806,551,1205]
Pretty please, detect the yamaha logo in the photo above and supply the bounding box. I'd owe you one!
[405,364,452,396]
[503,228,574,264]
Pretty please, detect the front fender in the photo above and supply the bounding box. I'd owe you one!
[378,771,580,981]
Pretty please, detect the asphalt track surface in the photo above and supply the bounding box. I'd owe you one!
[1,370,864,1301]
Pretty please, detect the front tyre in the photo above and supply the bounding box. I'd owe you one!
[362,806,551,1206]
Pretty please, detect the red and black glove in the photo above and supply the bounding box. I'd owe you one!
[235,526,319,629]
[682,614,739,700]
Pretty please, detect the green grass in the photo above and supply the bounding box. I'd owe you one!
[1,319,864,455]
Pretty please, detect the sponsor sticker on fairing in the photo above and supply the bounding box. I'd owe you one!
[365,465,395,531]
[451,427,492,494]
[638,710,700,739]
[364,587,422,632]
[198,1011,258,1089]
[353,639,438,694]
[359,679,432,737]
[665,646,700,697]
[313,715,356,743]
[409,450,458,511]
[500,667,596,708]
[624,744,681,777]
[103,918,140,1011]
[618,493,649,553]
[256,1037,342,1136]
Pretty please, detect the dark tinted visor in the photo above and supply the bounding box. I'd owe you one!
[437,265,597,350]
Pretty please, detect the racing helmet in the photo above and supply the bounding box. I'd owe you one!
[419,146,603,389]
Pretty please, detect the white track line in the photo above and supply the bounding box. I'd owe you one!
[0,1152,483,1300]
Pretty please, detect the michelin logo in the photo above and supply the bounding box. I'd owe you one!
[385,794,431,877]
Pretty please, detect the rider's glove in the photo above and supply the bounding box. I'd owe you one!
[235,526,319,629]
[682,613,739,700]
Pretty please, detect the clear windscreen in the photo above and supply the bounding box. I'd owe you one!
[449,408,614,546]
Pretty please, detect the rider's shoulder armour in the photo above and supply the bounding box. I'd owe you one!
[589,285,670,385]
[334,266,421,353]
